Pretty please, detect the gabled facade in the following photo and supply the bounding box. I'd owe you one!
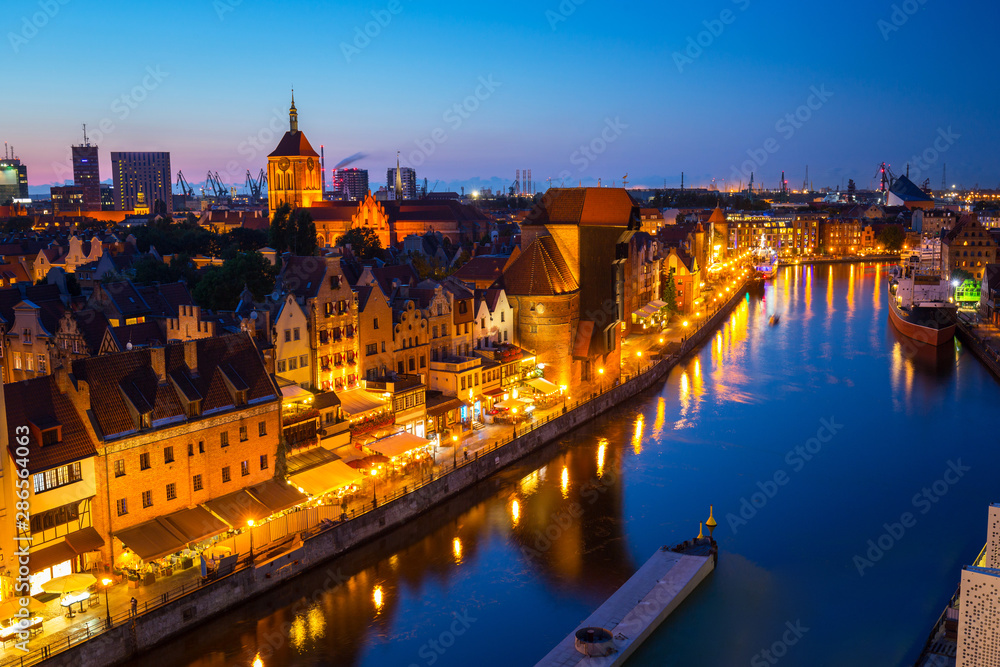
[356,285,393,381]
[473,288,513,350]
[272,293,311,388]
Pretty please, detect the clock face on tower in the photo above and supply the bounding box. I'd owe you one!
[307,157,315,171]
[278,157,290,171]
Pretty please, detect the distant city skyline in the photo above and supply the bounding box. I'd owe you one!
[7,0,1000,193]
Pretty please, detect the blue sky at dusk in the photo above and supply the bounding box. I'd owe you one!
[4,0,999,193]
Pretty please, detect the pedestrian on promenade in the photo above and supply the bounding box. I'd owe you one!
[130,597,138,618]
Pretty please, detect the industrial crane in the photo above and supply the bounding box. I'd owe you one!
[245,169,266,204]
[206,171,228,199]
[175,171,194,196]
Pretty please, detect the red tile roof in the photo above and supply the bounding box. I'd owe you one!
[4,374,97,474]
[525,188,639,228]
[453,256,508,285]
[502,235,578,296]
[268,131,319,158]
[72,333,278,441]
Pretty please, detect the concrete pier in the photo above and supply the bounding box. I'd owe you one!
[535,538,717,667]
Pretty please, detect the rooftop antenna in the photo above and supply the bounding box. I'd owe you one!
[82,123,90,146]
[622,172,628,189]
[681,171,684,191]
[942,163,947,191]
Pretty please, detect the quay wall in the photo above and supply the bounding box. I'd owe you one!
[38,279,753,667]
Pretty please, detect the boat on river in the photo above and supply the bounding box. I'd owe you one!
[887,265,956,346]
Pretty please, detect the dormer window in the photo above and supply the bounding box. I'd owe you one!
[41,427,60,447]
[22,328,31,344]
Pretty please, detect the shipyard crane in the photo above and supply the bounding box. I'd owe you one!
[206,171,228,199]
[245,169,266,204]
[873,162,896,204]
[175,171,194,197]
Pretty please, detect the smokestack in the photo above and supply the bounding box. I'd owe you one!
[321,145,326,198]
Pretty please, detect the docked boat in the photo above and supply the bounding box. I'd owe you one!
[887,269,956,346]
[752,234,779,281]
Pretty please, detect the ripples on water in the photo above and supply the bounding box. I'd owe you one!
[146,263,995,667]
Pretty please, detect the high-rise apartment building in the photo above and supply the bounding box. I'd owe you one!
[957,504,1000,666]
[333,168,369,200]
[111,151,171,213]
[72,141,101,211]
[386,167,417,200]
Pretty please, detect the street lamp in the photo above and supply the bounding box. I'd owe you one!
[371,467,378,505]
[598,367,604,393]
[635,350,643,375]
[247,519,255,564]
[452,435,458,468]
[101,577,112,628]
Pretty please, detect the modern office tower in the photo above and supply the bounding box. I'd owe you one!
[0,147,29,203]
[72,129,101,210]
[957,504,1000,666]
[386,167,417,200]
[332,168,369,200]
[111,151,172,213]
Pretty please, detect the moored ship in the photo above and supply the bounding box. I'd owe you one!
[887,268,957,346]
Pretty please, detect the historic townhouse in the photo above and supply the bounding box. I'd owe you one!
[67,334,286,567]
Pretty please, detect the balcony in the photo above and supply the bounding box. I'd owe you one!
[365,373,424,394]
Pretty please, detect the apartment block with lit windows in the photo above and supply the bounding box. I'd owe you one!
[819,219,862,255]
[943,214,997,281]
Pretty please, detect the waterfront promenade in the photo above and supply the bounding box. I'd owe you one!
[10,266,754,667]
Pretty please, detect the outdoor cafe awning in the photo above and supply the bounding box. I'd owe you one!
[337,388,388,416]
[115,519,188,562]
[248,479,308,514]
[526,378,560,395]
[288,460,364,496]
[28,541,76,574]
[160,506,228,544]
[204,490,270,528]
[281,385,313,401]
[367,432,432,459]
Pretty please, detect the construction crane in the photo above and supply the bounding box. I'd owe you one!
[175,171,194,197]
[245,169,266,204]
[206,171,228,199]
[873,162,896,204]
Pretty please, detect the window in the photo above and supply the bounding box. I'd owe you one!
[116,498,128,516]
[293,327,300,341]
[260,454,268,470]
[258,421,267,437]
[420,355,426,369]
[300,354,308,367]
[432,326,438,339]
[222,466,231,483]
[199,441,205,454]
[277,360,286,372]
[481,318,486,329]
[22,328,31,345]
[288,357,298,370]
[373,317,379,330]
[236,425,247,442]
[284,330,291,342]
[166,483,177,501]
[193,474,203,492]
[221,431,229,448]
[164,446,174,464]
[140,453,151,470]
[188,442,194,456]
[530,325,538,333]
[409,357,415,371]
[37,355,46,374]
[142,490,153,508]
[366,343,378,356]
[381,341,386,353]
[13,352,19,370]
[500,312,505,322]
[442,325,448,336]
[241,460,250,477]
[25,354,32,371]
[461,376,466,390]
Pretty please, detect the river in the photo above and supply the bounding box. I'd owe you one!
[144,262,996,667]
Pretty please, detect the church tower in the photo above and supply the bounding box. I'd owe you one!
[267,91,322,217]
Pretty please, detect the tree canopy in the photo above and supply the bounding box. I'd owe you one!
[192,251,276,311]
[336,226,383,260]
[876,224,905,251]
[269,204,317,256]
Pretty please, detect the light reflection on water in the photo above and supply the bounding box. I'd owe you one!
[143,263,993,667]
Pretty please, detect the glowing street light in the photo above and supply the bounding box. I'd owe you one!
[101,577,113,627]
[247,519,255,563]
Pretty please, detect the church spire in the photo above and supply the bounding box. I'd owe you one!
[289,88,298,132]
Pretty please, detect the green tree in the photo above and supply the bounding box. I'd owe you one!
[877,224,905,251]
[951,268,974,284]
[132,255,179,284]
[193,252,276,311]
[662,268,677,313]
[268,204,317,256]
[336,226,384,260]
